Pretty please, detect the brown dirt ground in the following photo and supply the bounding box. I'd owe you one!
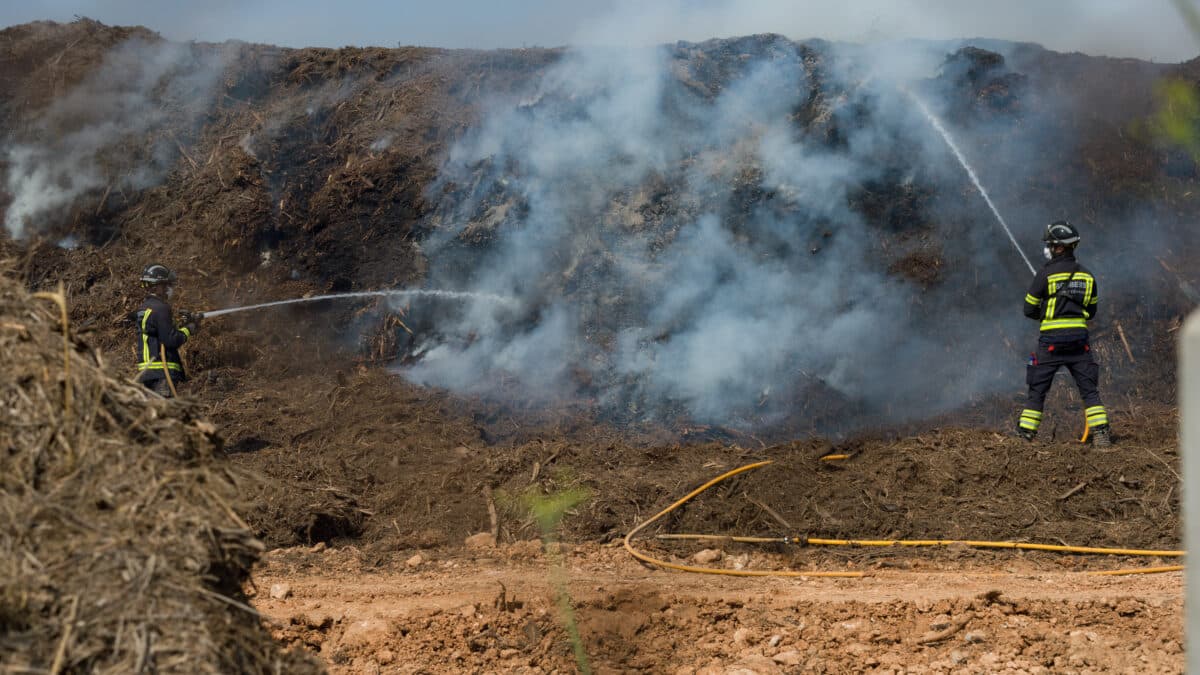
[251,543,1184,674]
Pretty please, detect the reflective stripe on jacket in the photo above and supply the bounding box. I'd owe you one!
[134,295,189,381]
[1022,252,1098,339]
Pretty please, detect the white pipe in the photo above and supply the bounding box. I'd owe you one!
[1183,310,1200,673]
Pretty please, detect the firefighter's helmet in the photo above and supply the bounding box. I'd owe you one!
[139,263,177,285]
[1042,221,1081,246]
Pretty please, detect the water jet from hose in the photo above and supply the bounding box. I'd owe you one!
[203,289,517,318]
[906,90,1036,275]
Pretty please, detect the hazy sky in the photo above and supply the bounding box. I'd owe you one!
[2,0,1197,62]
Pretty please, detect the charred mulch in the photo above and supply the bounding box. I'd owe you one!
[0,270,321,673]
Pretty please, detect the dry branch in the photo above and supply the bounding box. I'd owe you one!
[1158,257,1200,303]
[744,492,794,531]
[486,486,499,540]
[1114,320,1135,363]
[1058,478,1092,502]
[95,184,112,216]
[915,612,974,645]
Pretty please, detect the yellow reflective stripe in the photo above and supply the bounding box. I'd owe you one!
[1040,318,1088,330]
[1087,415,1109,428]
[137,361,183,371]
[1019,409,1042,430]
[180,326,191,338]
[1020,409,1043,419]
[1044,272,1095,321]
[1085,406,1105,414]
[1047,272,1094,283]
[140,309,153,364]
[1024,294,1040,305]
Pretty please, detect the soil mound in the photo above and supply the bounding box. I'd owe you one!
[0,269,319,673]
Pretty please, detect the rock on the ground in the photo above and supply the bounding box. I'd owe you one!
[339,619,392,648]
[772,650,802,666]
[506,539,544,559]
[406,553,424,568]
[964,630,988,644]
[295,611,338,629]
[928,614,952,630]
[465,532,496,550]
[693,548,723,564]
[725,655,781,674]
[268,583,292,599]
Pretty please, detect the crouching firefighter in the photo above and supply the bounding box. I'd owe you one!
[133,263,200,397]
[1017,221,1112,447]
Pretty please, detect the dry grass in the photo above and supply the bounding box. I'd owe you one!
[0,264,321,673]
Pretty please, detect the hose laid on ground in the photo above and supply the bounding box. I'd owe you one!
[623,460,863,578]
[654,533,1183,558]
[1091,565,1184,576]
[626,460,1184,577]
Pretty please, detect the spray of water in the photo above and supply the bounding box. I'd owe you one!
[906,90,1036,275]
[203,289,516,318]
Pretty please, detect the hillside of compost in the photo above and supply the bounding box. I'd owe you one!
[0,18,1194,568]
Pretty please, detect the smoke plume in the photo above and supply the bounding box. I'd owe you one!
[401,32,1080,431]
[3,37,230,238]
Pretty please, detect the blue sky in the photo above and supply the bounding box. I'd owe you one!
[1,0,1196,62]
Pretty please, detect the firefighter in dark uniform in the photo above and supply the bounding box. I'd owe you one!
[133,263,199,397]
[1017,221,1111,446]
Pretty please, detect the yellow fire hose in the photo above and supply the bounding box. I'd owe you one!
[626,460,1184,578]
[654,533,1183,558]
[1091,565,1184,576]
[623,461,863,578]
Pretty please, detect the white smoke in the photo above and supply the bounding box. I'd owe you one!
[405,34,1037,429]
[3,37,231,238]
[353,2,1174,431]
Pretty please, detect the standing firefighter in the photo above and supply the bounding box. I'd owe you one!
[1017,221,1111,446]
[133,263,199,397]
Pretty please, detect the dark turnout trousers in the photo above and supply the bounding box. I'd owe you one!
[140,376,174,398]
[1018,340,1108,435]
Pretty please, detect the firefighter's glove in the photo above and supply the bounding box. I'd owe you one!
[178,310,202,336]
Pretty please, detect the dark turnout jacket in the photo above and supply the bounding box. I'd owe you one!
[134,295,191,381]
[1023,251,1099,342]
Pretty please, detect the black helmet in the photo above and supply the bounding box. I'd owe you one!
[1043,221,1080,246]
[139,263,177,285]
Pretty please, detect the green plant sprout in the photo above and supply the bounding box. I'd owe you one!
[1158,1,1200,159]
[1153,79,1200,162]
[522,485,593,675]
